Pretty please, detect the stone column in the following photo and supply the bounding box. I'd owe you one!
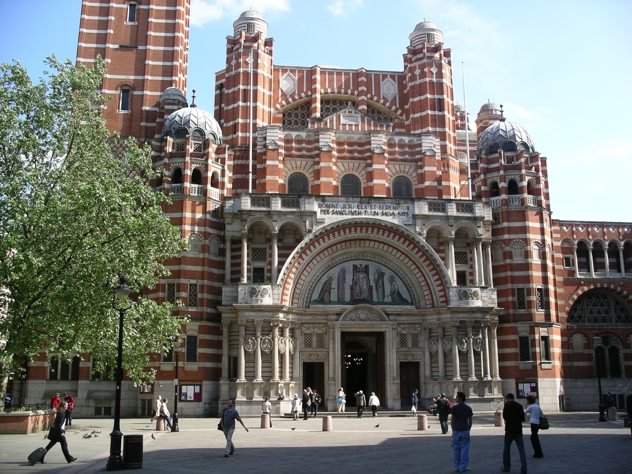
[272,322,280,382]
[224,235,231,283]
[423,324,431,381]
[476,239,484,285]
[437,326,445,379]
[618,245,625,275]
[292,326,300,382]
[221,320,230,381]
[271,232,279,282]
[283,323,290,382]
[482,323,491,380]
[472,243,480,286]
[588,242,595,278]
[484,241,494,287]
[452,324,461,381]
[240,230,248,283]
[604,245,610,277]
[237,321,246,382]
[448,238,456,283]
[573,244,579,277]
[490,322,500,380]
[466,324,476,381]
[254,320,263,382]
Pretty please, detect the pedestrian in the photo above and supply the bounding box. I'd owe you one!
[450,391,473,473]
[368,392,380,417]
[151,395,162,423]
[64,393,75,427]
[262,397,272,427]
[524,395,544,458]
[337,387,346,413]
[50,393,61,409]
[302,389,311,420]
[355,390,366,418]
[311,390,321,418]
[411,389,419,416]
[4,393,12,410]
[626,388,632,436]
[219,399,249,458]
[160,398,173,430]
[291,394,300,420]
[437,393,451,434]
[501,393,527,474]
[42,400,77,464]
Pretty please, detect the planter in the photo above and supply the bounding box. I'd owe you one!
[0,410,55,434]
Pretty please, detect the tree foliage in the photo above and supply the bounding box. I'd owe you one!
[0,57,187,383]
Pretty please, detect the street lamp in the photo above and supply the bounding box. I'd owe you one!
[592,335,606,423]
[172,334,185,432]
[107,274,131,470]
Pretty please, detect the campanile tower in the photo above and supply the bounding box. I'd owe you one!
[76,0,191,140]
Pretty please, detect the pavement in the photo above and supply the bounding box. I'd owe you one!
[1,412,631,473]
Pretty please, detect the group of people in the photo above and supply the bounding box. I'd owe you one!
[50,392,75,427]
[38,399,77,464]
[353,390,381,418]
[151,395,173,430]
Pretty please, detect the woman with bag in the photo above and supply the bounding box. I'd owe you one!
[43,401,77,464]
[524,395,544,458]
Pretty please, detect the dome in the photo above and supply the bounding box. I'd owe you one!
[478,101,502,116]
[409,20,443,48]
[477,120,535,158]
[233,9,268,38]
[160,87,187,107]
[162,106,223,144]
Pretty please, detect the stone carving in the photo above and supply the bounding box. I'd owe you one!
[244,336,256,353]
[278,337,287,354]
[428,337,438,353]
[280,72,297,96]
[472,337,482,352]
[381,77,397,101]
[457,337,468,352]
[459,289,481,300]
[260,336,273,353]
[345,310,379,321]
[288,338,296,354]
[443,337,453,352]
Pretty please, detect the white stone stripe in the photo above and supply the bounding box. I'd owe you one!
[83,2,185,11]
[77,42,183,51]
[80,28,113,34]
[81,15,114,20]
[104,74,179,80]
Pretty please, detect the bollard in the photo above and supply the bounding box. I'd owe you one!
[494,410,504,427]
[607,406,618,421]
[155,418,165,431]
[261,413,271,429]
[417,413,428,431]
[322,415,333,431]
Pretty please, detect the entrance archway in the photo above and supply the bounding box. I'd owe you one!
[341,332,385,406]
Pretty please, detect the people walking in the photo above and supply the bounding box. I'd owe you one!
[42,401,77,464]
[63,393,75,427]
[450,391,473,473]
[50,393,61,409]
[355,390,366,418]
[291,394,300,420]
[262,397,272,427]
[152,395,162,423]
[219,399,249,458]
[368,392,380,417]
[302,389,311,420]
[437,393,451,434]
[501,393,527,474]
[160,398,173,430]
[337,387,346,413]
[525,395,544,458]
[411,389,419,416]
[311,390,321,418]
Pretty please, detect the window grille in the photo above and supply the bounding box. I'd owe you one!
[188,283,198,307]
[392,176,412,198]
[166,283,176,304]
[288,172,309,194]
[341,174,361,196]
[516,288,527,310]
[304,333,313,348]
[455,251,468,265]
[252,247,267,262]
[427,201,446,213]
[399,333,408,348]
[282,103,309,129]
[536,287,545,310]
[315,333,325,348]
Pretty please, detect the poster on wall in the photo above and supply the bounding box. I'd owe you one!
[516,382,538,399]
[310,260,412,306]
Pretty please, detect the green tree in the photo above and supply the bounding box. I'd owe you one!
[0,57,187,388]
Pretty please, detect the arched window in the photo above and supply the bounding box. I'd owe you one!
[526,179,537,195]
[392,176,412,198]
[119,86,131,112]
[191,168,202,185]
[172,167,183,184]
[210,171,219,188]
[188,234,202,253]
[490,181,500,197]
[341,174,361,196]
[576,241,590,272]
[568,290,632,325]
[287,172,309,195]
[594,336,622,378]
[507,179,519,195]
[126,2,137,22]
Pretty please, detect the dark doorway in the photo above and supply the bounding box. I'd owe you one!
[303,362,325,410]
[341,332,385,407]
[400,362,420,410]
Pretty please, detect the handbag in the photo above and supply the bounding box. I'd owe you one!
[539,414,549,430]
[47,427,57,440]
[217,422,223,431]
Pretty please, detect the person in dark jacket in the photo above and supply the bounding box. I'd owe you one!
[43,401,77,464]
[64,393,75,426]
[501,393,526,474]
[355,390,367,418]
[437,393,451,434]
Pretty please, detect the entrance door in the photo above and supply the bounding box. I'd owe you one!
[341,332,385,407]
[303,362,325,409]
[400,362,420,410]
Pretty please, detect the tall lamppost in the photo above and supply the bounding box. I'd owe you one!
[107,274,131,470]
[592,335,606,422]
[171,334,185,432]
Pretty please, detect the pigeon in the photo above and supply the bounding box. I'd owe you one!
[374,424,380,428]
[151,433,156,439]
[83,433,92,439]
[290,427,296,431]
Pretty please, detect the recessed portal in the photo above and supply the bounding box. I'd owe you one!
[341,332,385,407]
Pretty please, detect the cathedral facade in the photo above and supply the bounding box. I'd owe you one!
[16,1,632,417]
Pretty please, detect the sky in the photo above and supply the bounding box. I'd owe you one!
[1,0,631,223]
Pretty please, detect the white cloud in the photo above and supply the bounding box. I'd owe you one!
[327,0,364,17]
[190,0,290,27]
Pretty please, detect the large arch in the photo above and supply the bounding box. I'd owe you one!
[278,219,450,308]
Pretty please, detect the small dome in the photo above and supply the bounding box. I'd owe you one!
[160,87,188,107]
[477,120,535,158]
[233,9,268,38]
[162,106,222,144]
[409,20,443,48]
[478,101,502,116]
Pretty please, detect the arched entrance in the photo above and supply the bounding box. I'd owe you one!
[341,332,385,406]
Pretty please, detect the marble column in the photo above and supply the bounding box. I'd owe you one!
[466,324,476,381]
[452,324,461,381]
[224,235,231,283]
[292,327,300,382]
[221,320,230,381]
[472,244,480,286]
[476,239,484,285]
[482,323,491,380]
[271,232,279,282]
[490,322,500,380]
[254,320,263,382]
[438,326,445,379]
[618,245,625,275]
[272,323,280,382]
[447,238,456,283]
[588,242,595,278]
[573,244,579,277]
[283,323,290,382]
[423,324,431,381]
[237,321,246,382]
[484,241,494,287]
[240,230,248,283]
[604,246,610,277]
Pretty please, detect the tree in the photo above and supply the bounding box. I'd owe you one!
[0,57,187,388]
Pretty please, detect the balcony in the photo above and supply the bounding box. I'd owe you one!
[222,284,280,305]
[449,286,497,307]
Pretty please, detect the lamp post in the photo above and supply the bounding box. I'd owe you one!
[172,334,185,432]
[592,335,606,422]
[107,274,131,470]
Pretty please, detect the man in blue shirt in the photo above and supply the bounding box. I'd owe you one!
[219,399,249,458]
[450,391,473,473]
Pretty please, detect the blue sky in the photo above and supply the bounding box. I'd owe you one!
[1,0,631,223]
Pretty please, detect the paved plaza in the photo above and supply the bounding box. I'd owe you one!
[1,412,630,473]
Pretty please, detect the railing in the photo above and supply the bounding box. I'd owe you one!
[507,195,521,207]
[526,195,537,207]
[190,184,204,197]
[170,184,183,195]
[209,188,220,201]
[490,197,502,208]
[455,202,474,214]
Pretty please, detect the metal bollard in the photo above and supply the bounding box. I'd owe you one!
[417,413,428,431]
[155,418,165,431]
[260,413,271,429]
[322,415,333,431]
